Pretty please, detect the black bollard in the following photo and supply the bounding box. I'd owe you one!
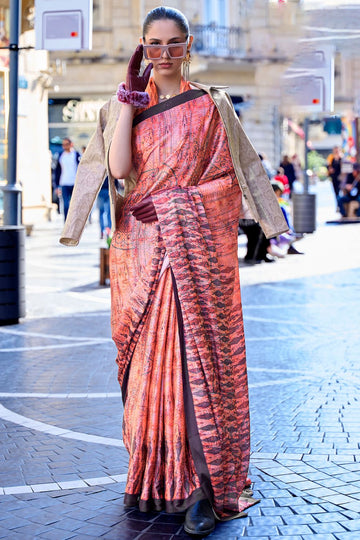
[292,192,316,234]
[0,226,25,325]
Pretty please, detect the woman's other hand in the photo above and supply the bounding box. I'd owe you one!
[131,196,158,223]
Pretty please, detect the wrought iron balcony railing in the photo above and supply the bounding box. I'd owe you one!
[191,24,246,59]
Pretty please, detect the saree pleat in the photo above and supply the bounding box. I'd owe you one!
[110,77,257,519]
[122,267,203,511]
[152,178,251,517]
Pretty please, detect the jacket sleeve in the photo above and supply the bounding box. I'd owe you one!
[59,101,110,246]
[213,88,288,238]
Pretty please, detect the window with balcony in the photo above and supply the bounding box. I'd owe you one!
[192,0,244,58]
[204,0,227,26]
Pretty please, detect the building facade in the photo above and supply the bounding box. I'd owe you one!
[49,0,360,209]
[0,0,51,225]
[48,1,305,167]
[2,1,360,226]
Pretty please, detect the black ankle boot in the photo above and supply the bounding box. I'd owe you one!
[184,498,215,536]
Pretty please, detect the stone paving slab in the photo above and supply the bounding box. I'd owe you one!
[1,188,360,537]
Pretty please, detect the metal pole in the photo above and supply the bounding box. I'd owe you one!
[2,0,22,226]
[304,116,309,194]
[0,0,25,326]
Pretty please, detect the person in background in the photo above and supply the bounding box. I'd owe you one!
[55,138,81,221]
[280,155,296,194]
[270,182,303,256]
[239,219,275,264]
[97,176,112,239]
[337,162,360,218]
[51,150,61,214]
[327,146,342,205]
[258,153,275,180]
[291,154,303,183]
[273,167,290,199]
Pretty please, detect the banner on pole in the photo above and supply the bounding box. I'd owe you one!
[35,0,93,51]
[282,47,334,113]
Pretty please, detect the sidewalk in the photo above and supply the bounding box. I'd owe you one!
[0,180,359,539]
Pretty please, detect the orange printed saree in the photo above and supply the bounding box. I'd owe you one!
[110,78,257,519]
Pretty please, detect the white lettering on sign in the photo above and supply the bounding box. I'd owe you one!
[62,99,106,123]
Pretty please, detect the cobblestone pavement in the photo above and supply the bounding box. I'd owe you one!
[0,181,359,539]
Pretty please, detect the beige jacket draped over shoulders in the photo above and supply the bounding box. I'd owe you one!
[60,82,288,246]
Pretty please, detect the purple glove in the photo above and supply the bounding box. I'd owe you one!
[131,196,158,223]
[126,45,153,92]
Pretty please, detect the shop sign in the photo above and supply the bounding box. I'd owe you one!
[62,99,105,123]
[19,76,28,89]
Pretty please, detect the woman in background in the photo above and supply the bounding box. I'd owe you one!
[327,145,342,205]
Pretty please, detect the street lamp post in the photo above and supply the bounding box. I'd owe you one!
[303,117,310,194]
[291,116,316,234]
[0,0,26,325]
[2,0,22,226]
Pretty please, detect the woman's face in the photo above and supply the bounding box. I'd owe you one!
[142,19,192,78]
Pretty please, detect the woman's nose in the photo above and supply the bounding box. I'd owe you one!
[161,47,170,58]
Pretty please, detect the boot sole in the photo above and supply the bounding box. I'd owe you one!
[184,523,215,536]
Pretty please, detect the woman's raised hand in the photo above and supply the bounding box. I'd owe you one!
[126,45,153,92]
[116,45,152,107]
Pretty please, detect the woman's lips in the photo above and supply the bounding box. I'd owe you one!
[159,62,172,68]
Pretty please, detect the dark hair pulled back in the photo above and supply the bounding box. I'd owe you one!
[142,6,190,39]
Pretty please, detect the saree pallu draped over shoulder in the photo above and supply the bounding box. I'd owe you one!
[110,79,258,519]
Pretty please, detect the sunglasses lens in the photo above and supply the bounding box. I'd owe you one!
[168,44,186,58]
[145,46,162,59]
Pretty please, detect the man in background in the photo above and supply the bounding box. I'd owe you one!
[55,138,81,220]
[337,162,360,218]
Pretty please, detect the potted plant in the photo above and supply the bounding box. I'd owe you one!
[100,227,111,285]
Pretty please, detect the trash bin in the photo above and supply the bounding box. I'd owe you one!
[292,192,316,234]
[0,226,26,325]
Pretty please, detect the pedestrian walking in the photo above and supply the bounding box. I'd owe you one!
[239,219,275,264]
[280,155,296,194]
[259,152,276,179]
[291,153,304,183]
[60,6,287,536]
[270,182,304,256]
[55,138,81,221]
[273,167,290,198]
[327,145,342,203]
[337,162,360,217]
[97,176,111,239]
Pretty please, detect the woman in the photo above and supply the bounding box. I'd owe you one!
[327,146,342,204]
[280,155,296,194]
[60,7,287,537]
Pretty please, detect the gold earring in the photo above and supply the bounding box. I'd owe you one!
[182,51,191,81]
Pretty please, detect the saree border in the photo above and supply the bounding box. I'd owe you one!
[170,268,214,506]
[133,89,207,128]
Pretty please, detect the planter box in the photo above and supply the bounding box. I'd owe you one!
[100,247,110,285]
